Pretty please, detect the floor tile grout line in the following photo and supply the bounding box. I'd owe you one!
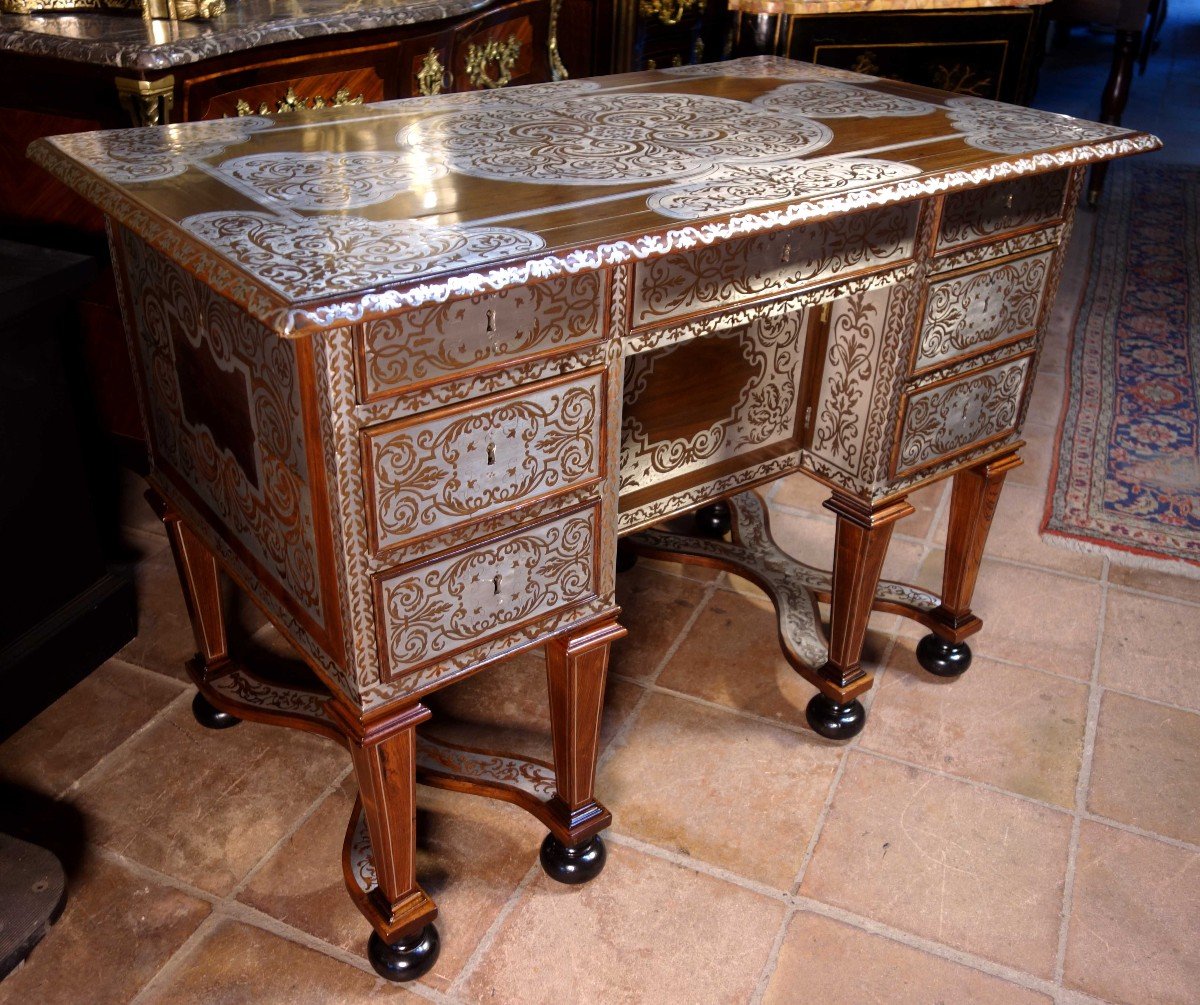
[748,905,799,1005]
[227,762,355,899]
[218,906,456,1002]
[1091,682,1200,718]
[446,861,544,998]
[1053,557,1110,984]
[789,894,1061,999]
[57,687,195,801]
[217,900,461,1003]
[128,912,224,1005]
[595,578,721,772]
[105,655,193,691]
[92,844,223,906]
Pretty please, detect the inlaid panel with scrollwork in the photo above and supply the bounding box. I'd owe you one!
[937,171,1069,252]
[364,369,604,556]
[356,272,608,401]
[914,252,1052,372]
[895,356,1031,476]
[375,506,599,681]
[630,203,917,329]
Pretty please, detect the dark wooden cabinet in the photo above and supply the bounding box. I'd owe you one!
[729,2,1048,104]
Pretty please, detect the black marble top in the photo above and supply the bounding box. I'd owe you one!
[0,0,494,70]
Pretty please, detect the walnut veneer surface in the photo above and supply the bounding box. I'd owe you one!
[30,56,1157,975]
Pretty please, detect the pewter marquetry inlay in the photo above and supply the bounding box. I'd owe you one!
[377,508,598,679]
[945,97,1127,154]
[754,82,937,120]
[916,252,1051,370]
[217,151,450,210]
[182,211,546,301]
[897,356,1030,474]
[400,92,833,186]
[660,55,877,82]
[366,370,603,554]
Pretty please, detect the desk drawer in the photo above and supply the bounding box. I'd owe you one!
[893,354,1032,477]
[362,368,605,557]
[374,505,599,681]
[937,171,1068,253]
[356,272,607,402]
[630,203,918,329]
[913,250,1052,373]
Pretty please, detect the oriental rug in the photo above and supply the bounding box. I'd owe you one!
[1042,162,1200,576]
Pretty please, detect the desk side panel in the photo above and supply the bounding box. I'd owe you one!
[112,225,352,693]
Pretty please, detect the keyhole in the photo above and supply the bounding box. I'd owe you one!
[781,243,792,264]
[1004,193,1015,210]
[485,308,497,334]
[492,573,502,595]
[486,442,496,465]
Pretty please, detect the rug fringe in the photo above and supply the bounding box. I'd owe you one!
[1039,528,1200,581]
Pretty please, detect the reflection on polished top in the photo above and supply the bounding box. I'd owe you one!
[31,57,1159,336]
[0,0,493,68]
[727,0,1049,15]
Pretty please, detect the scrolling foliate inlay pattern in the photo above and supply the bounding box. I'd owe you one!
[897,357,1030,474]
[916,253,1051,371]
[400,93,832,186]
[181,211,546,301]
[50,117,272,183]
[358,271,606,400]
[945,98,1126,154]
[377,509,597,680]
[647,158,922,221]
[120,229,324,622]
[366,371,603,553]
[660,56,877,82]
[217,151,450,210]
[753,82,937,120]
[937,171,1068,251]
[620,313,807,494]
[632,203,917,328]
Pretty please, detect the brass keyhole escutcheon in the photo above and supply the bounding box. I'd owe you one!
[492,573,503,595]
[485,308,497,334]
[486,442,496,465]
[781,243,792,265]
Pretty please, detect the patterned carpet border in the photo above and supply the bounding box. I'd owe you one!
[1042,162,1200,577]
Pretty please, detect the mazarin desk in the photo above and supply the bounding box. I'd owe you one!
[31,56,1157,980]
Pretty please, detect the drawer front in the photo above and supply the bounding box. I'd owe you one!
[375,506,599,680]
[914,250,1052,372]
[894,355,1031,477]
[630,202,918,329]
[937,171,1068,253]
[357,272,607,401]
[363,369,605,556]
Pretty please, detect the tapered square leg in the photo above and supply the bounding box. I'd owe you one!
[918,450,1022,677]
[540,617,625,883]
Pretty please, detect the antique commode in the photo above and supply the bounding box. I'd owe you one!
[31,57,1156,980]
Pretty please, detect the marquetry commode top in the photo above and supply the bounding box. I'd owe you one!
[32,56,1157,981]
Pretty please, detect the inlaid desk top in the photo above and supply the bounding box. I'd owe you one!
[31,56,1156,337]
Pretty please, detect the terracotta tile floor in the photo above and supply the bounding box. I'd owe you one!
[6,22,1200,1005]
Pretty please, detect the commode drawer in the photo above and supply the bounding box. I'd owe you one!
[356,272,607,402]
[630,202,919,329]
[374,505,600,681]
[893,353,1032,478]
[912,250,1053,373]
[937,170,1068,253]
[362,368,605,557]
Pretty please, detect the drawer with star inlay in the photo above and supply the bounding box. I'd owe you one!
[360,367,606,558]
[355,272,609,403]
[629,202,919,331]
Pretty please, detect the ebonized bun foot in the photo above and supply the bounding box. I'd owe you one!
[367,925,440,982]
[916,633,973,677]
[693,501,731,538]
[539,832,606,885]
[191,691,241,730]
[805,693,866,740]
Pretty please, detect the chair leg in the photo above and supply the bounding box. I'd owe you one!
[1089,29,1141,207]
